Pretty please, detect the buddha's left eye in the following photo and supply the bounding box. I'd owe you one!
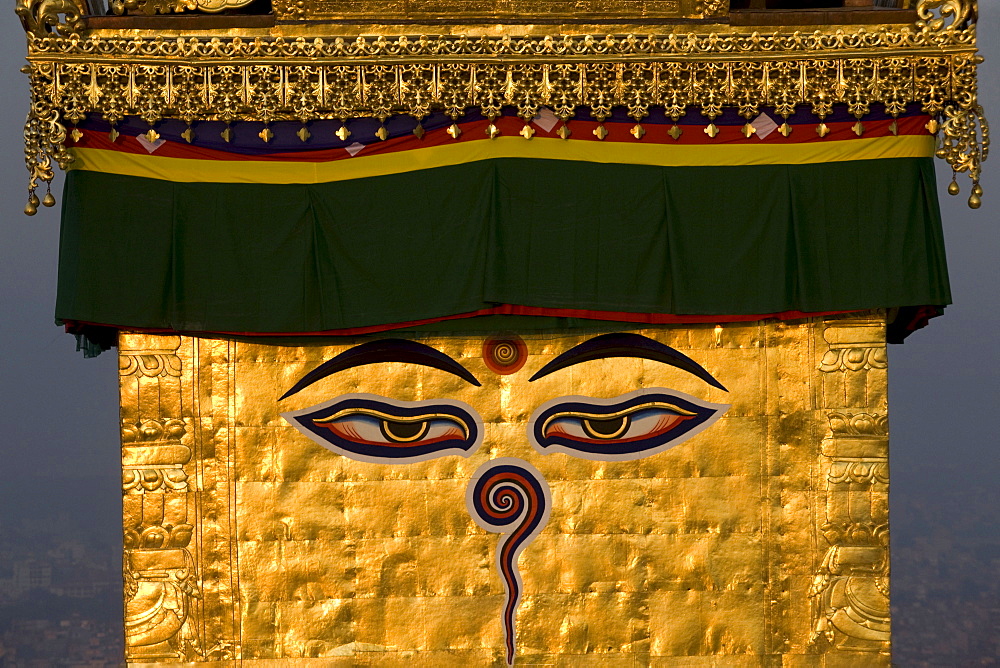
[529,389,728,461]
[282,394,482,464]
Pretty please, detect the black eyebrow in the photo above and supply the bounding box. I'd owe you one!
[528,332,727,391]
[280,338,481,400]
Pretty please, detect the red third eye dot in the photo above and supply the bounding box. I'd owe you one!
[483,336,528,375]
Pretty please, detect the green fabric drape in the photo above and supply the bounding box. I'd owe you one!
[57,157,950,333]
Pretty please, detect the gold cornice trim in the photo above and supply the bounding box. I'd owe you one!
[25,27,980,60]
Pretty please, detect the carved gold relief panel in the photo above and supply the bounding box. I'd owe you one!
[119,314,891,665]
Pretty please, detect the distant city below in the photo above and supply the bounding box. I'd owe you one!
[0,473,995,666]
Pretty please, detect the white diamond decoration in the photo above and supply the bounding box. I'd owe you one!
[136,135,165,153]
[752,112,779,140]
[345,142,365,156]
[532,107,560,132]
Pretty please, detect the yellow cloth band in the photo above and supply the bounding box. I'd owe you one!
[67,135,936,185]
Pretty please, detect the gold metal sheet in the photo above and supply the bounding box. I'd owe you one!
[120,316,892,664]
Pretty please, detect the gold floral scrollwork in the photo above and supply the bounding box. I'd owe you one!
[811,410,891,653]
[109,0,189,15]
[828,411,889,437]
[22,64,73,215]
[120,353,183,378]
[695,0,727,19]
[809,546,891,651]
[916,0,977,37]
[120,335,182,377]
[124,548,202,660]
[938,102,990,208]
[15,0,84,38]
[819,345,887,373]
[121,418,189,493]
[109,0,255,14]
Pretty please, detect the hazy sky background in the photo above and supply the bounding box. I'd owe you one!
[0,0,996,648]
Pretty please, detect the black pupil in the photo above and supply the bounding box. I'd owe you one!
[586,416,627,437]
[382,420,425,440]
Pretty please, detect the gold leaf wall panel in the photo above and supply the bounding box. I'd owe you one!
[119,314,891,665]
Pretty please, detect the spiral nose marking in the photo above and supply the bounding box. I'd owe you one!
[466,458,551,666]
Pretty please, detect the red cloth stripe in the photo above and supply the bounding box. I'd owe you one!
[65,305,857,338]
[71,115,931,163]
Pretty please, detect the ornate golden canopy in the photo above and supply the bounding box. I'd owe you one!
[17,0,987,212]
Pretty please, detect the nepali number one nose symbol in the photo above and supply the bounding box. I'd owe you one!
[280,334,729,666]
[467,459,550,666]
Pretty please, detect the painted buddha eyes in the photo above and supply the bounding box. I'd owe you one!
[284,390,725,464]
[529,390,728,461]
[281,394,482,464]
[281,335,729,464]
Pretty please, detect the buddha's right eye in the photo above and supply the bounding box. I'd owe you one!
[282,394,483,464]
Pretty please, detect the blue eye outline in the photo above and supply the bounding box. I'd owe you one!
[281,393,484,464]
[528,388,729,461]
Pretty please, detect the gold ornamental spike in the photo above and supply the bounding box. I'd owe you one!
[704,123,719,138]
[486,123,500,139]
[816,123,830,138]
[412,123,425,140]
[668,125,683,140]
[108,125,119,142]
[259,126,273,143]
[144,128,160,143]
[926,118,940,134]
[593,124,608,140]
[889,120,899,136]
[557,124,571,140]
[375,125,389,141]
[220,125,233,143]
[181,125,195,143]
[741,123,756,138]
[447,123,462,139]
[70,127,82,142]
[630,124,645,140]
[779,123,792,137]
[852,121,865,137]
[297,126,311,142]
[520,124,535,139]
[335,125,351,142]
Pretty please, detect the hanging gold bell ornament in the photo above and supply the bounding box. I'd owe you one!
[969,182,983,209]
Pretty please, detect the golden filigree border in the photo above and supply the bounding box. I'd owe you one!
[23,28,980,59]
